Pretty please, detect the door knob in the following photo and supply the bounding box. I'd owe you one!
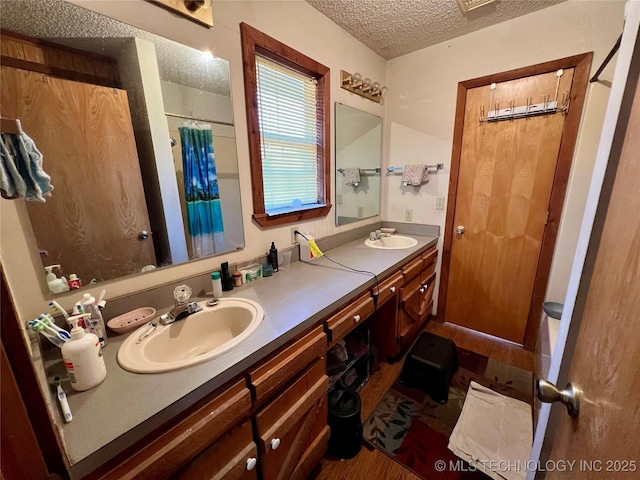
[138,230,149,240]
[456,225,465,235]
[536,379,581,418]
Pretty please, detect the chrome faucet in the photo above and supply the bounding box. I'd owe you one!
[369,229,389,241]
[159,285,202,325]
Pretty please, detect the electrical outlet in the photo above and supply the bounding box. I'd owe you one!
[357,206,364,217]
[436,196,445,210]
[404,209,413,222]
[337,194,343,205]
[290,226,300,245]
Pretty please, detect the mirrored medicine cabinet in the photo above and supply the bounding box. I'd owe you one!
[0,0,245,292]
[334,102,382,226]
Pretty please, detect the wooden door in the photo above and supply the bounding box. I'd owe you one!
[440,55,592,348]
[544,52,640,479]
[1,66,156,283]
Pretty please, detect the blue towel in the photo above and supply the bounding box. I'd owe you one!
[0,122,53,202]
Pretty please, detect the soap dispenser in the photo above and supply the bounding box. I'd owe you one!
[61,314,106,391]
[45,265,70,294]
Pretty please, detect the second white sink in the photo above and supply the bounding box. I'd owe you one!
[365,235,418,249]
[117,298,264,373]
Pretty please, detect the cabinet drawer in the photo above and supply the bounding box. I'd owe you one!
[325,293,374,346]
[249,326,326,405]
[421,261,436,284]
[101,380,251,480]
[174,420,258,480]
[375,271,403,306]
[422,246,438,267]
[401,256,424,282]
[256,360,328,480]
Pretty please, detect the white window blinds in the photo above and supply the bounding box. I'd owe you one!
[255,55,322,214]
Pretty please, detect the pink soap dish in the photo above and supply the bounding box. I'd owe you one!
[107,307,156,334]
[380,227,397,234]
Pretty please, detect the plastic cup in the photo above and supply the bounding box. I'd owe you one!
[278,250,292,270]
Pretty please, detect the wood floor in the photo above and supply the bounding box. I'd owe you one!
[310,320,535,480]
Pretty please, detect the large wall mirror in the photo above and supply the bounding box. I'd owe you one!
[334,103,382,226]
[0,0,244,292]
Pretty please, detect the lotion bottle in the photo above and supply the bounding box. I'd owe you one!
[61,314,106,392]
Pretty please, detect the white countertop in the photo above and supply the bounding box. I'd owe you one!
[60,233,437,478]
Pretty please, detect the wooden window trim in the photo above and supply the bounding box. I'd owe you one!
[240,22,331,228]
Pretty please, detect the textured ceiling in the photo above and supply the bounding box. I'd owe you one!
[306,0,566,59]
[0,0,230,96]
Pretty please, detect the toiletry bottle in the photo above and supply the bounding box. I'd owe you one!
[81,293,107,347]
[269,242,279,273]
[221,262,233,291]
[68,274,82,290]
[61,314,106,392]
[211,271,223,298]
[232,270,243,287]
[45,265,70,294]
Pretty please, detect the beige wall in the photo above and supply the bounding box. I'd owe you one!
[0,0,386,323]
[382,0,626,309]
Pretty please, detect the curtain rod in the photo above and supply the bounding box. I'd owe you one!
[590,33,622,83]
[164,112,235,127]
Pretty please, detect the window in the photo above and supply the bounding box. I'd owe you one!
[240,23,331,227]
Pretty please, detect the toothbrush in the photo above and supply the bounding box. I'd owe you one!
[33,317,71,342]
[48,301,69,320]
[54,377,72,423]
[39,314,71,338]
[28,321,65,348]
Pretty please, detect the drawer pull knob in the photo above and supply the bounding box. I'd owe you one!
[246,457,257,471]
[390,286,396,293]
[354,314,361,323]
[270,438,281,450]
[419,286,426,294]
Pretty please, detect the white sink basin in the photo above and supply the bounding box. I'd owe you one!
[117,298,264,373]
[365,235,418,249]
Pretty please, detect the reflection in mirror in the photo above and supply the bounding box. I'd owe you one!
[0,0,244,292]
[335,102,382,225]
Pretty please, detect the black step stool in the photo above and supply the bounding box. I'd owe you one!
[400,332,458,403]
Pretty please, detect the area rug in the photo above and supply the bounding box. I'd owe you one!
[363,348,533,479]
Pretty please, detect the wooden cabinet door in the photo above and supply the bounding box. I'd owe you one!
[173,421,258,480]
[99,381,251,480]
[1,66,156,283]
[255,361,329,480]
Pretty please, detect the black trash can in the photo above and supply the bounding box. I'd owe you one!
[327,388,362,459]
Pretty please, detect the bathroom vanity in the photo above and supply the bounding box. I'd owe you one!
[36,230,439,479]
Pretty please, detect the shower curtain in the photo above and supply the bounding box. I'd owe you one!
[179,124,224,259]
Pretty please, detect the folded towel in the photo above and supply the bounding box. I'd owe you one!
[0,122,53,202]
[448,381,532,480]
[402,164,429,187]
[343,167,360,186]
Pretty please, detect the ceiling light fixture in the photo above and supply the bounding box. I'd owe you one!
[340,70,387,104]
[457,0,495,13]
